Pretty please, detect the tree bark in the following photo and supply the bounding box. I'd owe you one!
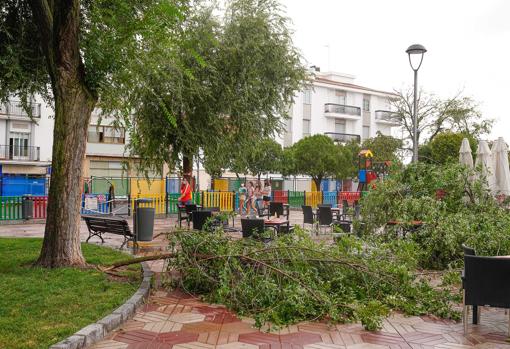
[183,155,192,180]
[36,82,96,267]
[30,0,98,267]
[313,177,322,192]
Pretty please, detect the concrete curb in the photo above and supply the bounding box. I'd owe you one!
[50,261,154,349]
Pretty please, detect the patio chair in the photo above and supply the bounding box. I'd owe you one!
[463,254,510,334]
[240,218,275,241]
[192,210,212,231]
[318,206,343,234]
[269,202,284,218]
[177,204,196,228]
[341,200,351,221]
[301,205,316,229]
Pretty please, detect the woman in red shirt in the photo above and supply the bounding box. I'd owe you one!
[178,177,192,206]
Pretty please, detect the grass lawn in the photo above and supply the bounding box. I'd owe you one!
[0,238,141,349]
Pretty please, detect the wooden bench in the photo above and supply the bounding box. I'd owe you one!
[82,215,135,250]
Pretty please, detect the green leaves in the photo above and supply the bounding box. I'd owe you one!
[168,228,457,330]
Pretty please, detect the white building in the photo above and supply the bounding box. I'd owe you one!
[0,100,53,176]
[280,70,398,147]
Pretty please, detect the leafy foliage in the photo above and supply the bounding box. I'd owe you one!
[289,135,352,188]
[419,132,476,165]
[168,229,459,330]
[107,0,308,175]
[362,132,403,162]
[358,162,510,269]
[389,89,492,157]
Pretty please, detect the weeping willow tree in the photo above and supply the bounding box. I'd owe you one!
[0,0,185,267]
[103,0,309,180]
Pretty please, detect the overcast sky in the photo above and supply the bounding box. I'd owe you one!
[279,0,510,140]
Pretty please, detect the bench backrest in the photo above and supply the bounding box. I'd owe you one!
[82,215,133,237]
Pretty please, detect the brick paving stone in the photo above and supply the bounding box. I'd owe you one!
[113,330,158,344]
[346,343,390,349]
[238,332,281,348]
[216,342,260,349]
[280,332,323,346]
[168,312,206,324]
[173,341,215,349]
[157,331,199,345]
[89,339,129,349]
[143,321,183,333]
[134,311,170,323]
[304,344,346,349]
[181,321,223,333]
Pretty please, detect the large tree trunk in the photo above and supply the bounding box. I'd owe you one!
[313,177,322,192]
[36,82,96,268]
[183,155,193,180]
[30,0,97,267]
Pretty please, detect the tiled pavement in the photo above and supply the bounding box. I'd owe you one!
[3,216,510,349]
[90,286,510,349]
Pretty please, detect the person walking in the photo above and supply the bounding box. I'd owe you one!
[262,179,272,208]
[253,184,263,214]
[246,181,255,216]
[238,182,247,216]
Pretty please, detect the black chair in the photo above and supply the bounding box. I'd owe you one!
[177,203,198,228]
[341,200,351,221]
[241,218,266,238]
[269,202,284,218]
[318,206,338,234]
[461,245,478,325]
[318,203,332,208]
[463,244,475,256]
[463,254,510,334]
[192,210,212,231]
[333,220,351,234]
[302,205,316,228]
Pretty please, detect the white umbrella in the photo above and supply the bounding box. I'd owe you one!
[475,140,496,191]
[459,138,474,168]
[491,137,510,196]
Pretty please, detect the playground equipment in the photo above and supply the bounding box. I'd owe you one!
[357,149,378,192]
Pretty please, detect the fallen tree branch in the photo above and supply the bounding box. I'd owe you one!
[102,253,176,271]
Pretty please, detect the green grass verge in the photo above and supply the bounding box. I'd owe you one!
[0,238,141,349]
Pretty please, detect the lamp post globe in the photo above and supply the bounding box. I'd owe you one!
[406,44,426,163]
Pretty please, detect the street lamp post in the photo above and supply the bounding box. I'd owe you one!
[406,44,427,163]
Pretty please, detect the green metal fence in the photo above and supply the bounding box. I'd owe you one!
[0,196,22,220]
[167,192,201,214]
[288,191,305,208]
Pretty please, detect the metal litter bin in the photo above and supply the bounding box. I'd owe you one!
[22,196,34,220]
[133,198,155,241]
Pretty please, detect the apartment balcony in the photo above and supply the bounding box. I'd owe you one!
[375,110,399,126]
[324,103,361,120]
[325,132,361,144]
[0,145,40,162]
[0,101,41,119]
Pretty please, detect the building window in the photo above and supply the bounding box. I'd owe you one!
[87,125,125,144]
[335,120,346,134]
[303,89,312,105]
[363,97,370,111]
[89,160,126,177]
[362,126,370,139]
[9,132,29,158]
[302,120,311,137]
[334,90,346,105]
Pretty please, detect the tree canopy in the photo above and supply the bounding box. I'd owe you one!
[107,0,308,176]
[289,135,351,189]
[361,132,403,162]
[419,132,477,165]
[389,89,492,159]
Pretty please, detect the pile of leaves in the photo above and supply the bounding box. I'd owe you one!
[167,228,458,330]
[358,162,510,269]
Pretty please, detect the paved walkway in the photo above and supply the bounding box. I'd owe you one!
[90,285,510,349]
[3,216,509,349]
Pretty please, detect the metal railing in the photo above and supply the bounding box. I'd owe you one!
[0,145,40,161]
[0,101,41,118]
[324,103,361,116]
[375,110,399,123]
[324,132,361,143]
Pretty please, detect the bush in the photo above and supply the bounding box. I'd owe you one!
[168,228,458,330]
[358,162,510,269]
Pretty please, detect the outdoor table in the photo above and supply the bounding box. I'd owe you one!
[386,220,423,237]
[264,217,290,235]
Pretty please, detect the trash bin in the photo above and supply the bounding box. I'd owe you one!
[22,196,34,220]
[134,199,155,241]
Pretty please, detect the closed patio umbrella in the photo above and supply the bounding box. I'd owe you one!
[491,137,510,196]
[459,138,474,169]
[475,140,495,191]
